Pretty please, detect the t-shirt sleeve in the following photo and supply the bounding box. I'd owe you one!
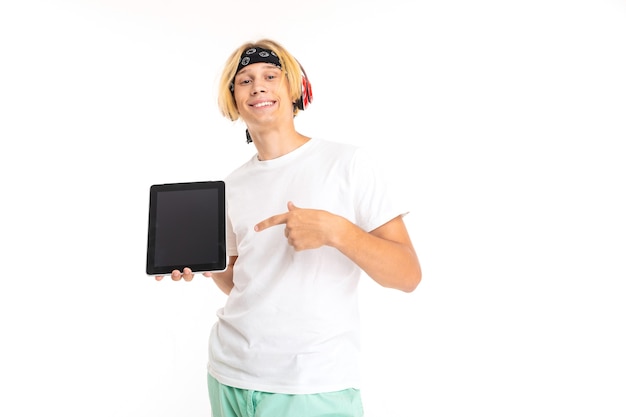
[351,147,408,232]
[225,202,238,257]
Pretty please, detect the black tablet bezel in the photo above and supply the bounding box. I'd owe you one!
[146,180,226,275]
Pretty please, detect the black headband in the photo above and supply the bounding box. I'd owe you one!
[236,47,282,74]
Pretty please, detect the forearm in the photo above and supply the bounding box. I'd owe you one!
[331,216,421,293]
[254,204,421,292]
[210,256,237,295]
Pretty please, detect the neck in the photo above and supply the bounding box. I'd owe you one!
[248,126,310,161]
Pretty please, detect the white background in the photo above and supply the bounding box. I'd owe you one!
[1,0,625,416]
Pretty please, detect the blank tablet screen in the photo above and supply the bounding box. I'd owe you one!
[146,181,226,275]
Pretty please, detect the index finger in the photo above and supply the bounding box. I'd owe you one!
[254,212,288,232]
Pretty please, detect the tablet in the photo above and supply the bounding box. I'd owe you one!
[146,180,226,275]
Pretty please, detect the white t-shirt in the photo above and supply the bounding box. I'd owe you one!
[207,138,403,394]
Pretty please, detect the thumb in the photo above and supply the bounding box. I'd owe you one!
[287,201,298,211]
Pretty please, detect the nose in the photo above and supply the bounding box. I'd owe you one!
[251,80,267,95]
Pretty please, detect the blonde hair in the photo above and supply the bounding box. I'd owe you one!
[217,39,305,121]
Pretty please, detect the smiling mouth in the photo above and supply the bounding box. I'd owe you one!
[252,101,275,108]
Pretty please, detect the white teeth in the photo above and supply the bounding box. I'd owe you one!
[253,101,274,107]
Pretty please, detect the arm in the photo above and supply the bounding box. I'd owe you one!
[255,202,421,292]
[208,256,237,295]
[154,256,238,296]
[332,215,421,293]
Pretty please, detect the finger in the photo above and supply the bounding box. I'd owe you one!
[182,267,194,282]
[287,201,298,211]
[155,275,164,281]
[202,272,213,278]
[255,212,289,232]
[171,269,182,281]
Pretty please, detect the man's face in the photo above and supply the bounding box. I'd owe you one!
[232,63,292,127]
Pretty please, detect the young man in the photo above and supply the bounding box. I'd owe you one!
[156,39,421,417]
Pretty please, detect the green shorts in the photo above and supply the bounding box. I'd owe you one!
[207,374,364,417]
